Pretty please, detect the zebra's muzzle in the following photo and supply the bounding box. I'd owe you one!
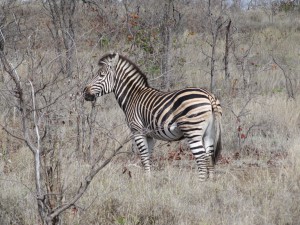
[83,86,96,101]
[84,92,96,101]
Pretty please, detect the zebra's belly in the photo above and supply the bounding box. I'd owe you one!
[148,123,184,141]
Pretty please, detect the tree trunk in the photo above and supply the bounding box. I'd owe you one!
[161,0,172,90]
[210,34,217,92]
[224,19,232,92]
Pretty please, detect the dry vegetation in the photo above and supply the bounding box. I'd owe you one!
[0,0,300,224]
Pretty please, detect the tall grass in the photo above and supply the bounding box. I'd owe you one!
[1,140,299,224]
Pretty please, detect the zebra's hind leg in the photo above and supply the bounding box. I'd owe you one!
[204,136,215,179]
[186,135,208,181]
[180,119,211,181]
[134,135,152,174]
[204,116,215,179]
[147,136,155,155]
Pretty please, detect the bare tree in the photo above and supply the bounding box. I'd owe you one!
[201,0,230,92]
[0,3,129,223]
[42,0,76,77]
[122,0,182,90]
[0,47,129,223]
[232,37,255,90]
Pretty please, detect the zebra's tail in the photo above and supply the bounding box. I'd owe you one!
[212,98,222,165]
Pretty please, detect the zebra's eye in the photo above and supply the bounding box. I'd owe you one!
[99,73,105,78]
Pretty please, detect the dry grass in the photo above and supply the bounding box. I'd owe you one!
[1,139,300,225]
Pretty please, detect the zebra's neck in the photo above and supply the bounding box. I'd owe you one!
[113,58,150,110]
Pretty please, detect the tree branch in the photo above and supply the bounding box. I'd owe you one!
[0,124,25,142]
[272,56,294,99]
[47,141,128,221]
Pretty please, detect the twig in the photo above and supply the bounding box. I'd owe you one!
[272,56,294,99]
[47,140,129,221]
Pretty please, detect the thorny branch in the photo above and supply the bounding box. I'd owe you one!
[47,139,129,222]
[272,56,294,99]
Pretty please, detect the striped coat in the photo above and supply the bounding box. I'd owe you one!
[83,53,222,181]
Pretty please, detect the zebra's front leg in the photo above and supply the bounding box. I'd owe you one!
[134,135,152,174]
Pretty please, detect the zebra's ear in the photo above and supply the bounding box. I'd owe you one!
[110,52,119,68]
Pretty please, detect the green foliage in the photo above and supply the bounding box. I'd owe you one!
[177,57,186,66]
[134,27,156,54]
[99,36,110,49]
[272,87,283,94]
[278,1,298,12]
[127,13,159,54]
[116,216,126,224]
[147,65,160,75]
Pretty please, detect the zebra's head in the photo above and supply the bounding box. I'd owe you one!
[83,53,119,101]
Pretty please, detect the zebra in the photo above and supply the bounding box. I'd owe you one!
[83,53,222,181]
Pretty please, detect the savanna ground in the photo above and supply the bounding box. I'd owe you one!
[0,1,300,224]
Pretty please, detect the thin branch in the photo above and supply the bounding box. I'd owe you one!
[0,124,25,142]
[243,123,265,142]
[272,56,294,99]
[123,0,135,49]
[224,19,231,81]
[47,140,129,221]
[0,48,37,154]
[29,81,40,151]
[28,81,44,215]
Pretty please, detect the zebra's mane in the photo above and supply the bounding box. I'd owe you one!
[98,53,149,87]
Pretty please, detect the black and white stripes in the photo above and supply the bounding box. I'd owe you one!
[83,53,222,181]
